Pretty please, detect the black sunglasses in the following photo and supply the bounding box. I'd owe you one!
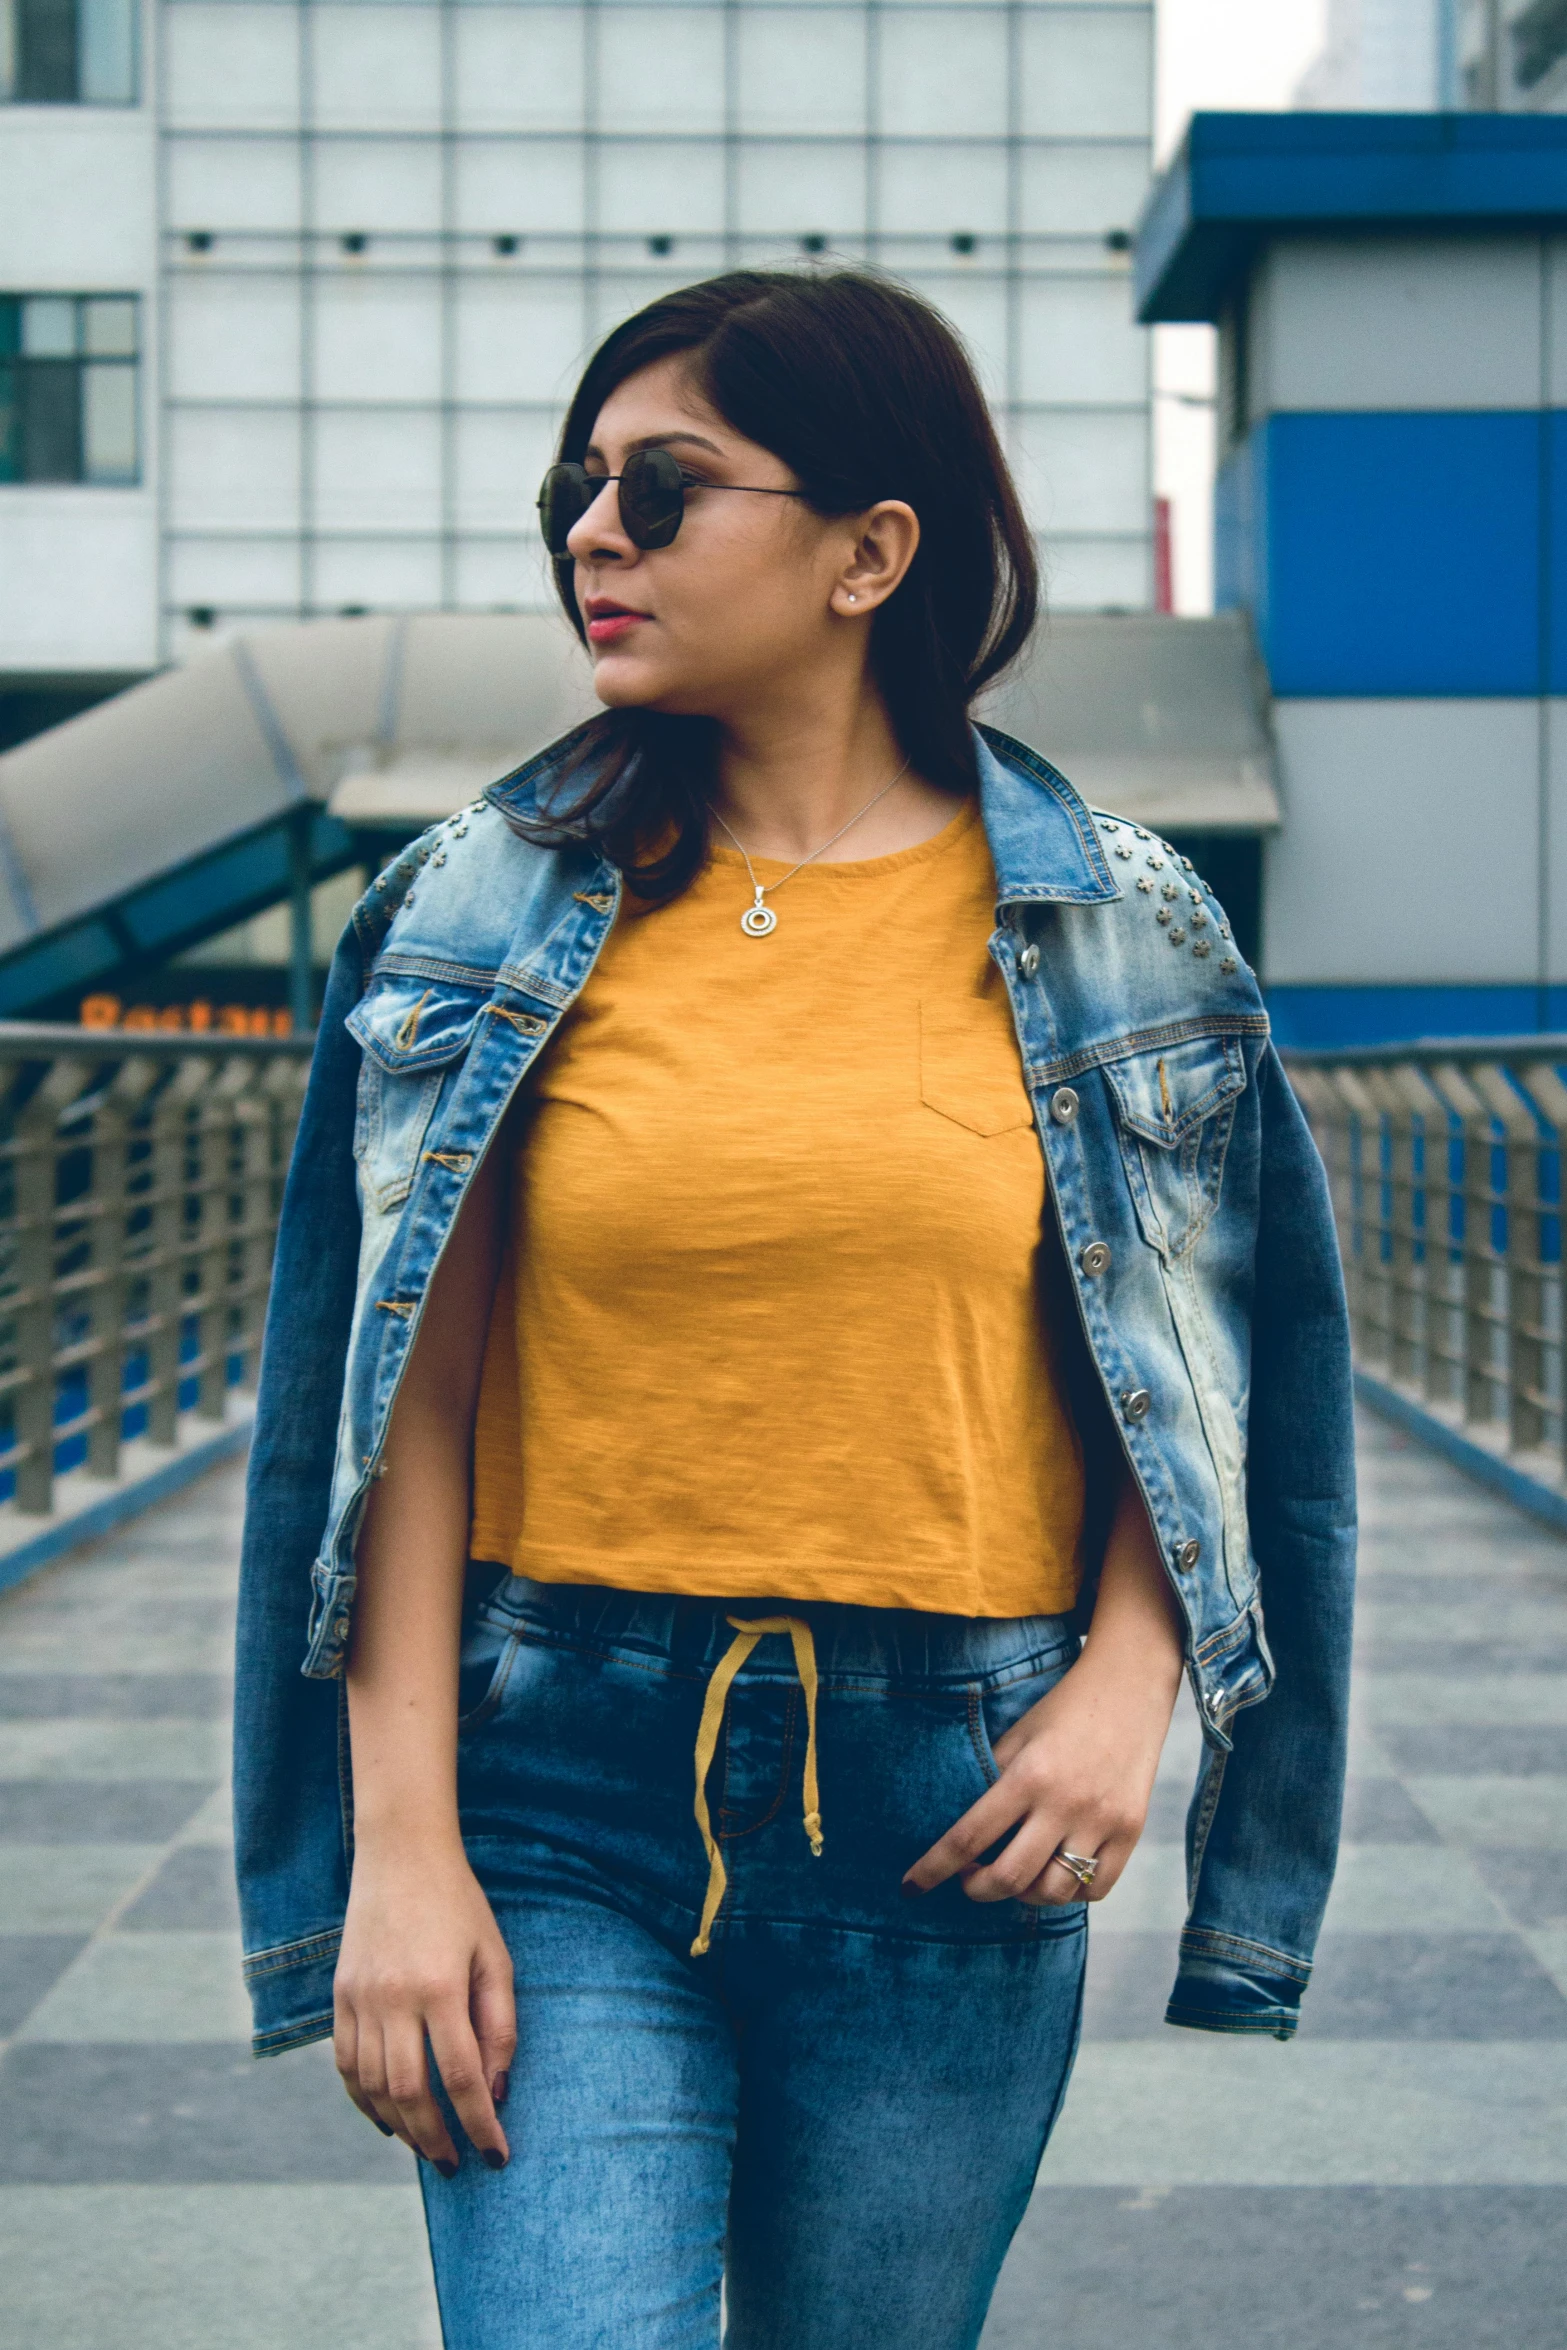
[537,447,802,557]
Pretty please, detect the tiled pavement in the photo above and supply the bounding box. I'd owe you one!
[2,1417,1565,2347]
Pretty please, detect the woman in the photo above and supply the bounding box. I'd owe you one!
[233,270,1356,2349]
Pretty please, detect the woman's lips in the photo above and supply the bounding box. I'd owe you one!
[585,610,647,645]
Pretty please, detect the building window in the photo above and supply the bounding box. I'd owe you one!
[1514,0,1567,92]
[0,0,136,103]
[0,295,139,484]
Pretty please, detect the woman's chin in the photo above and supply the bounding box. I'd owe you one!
[590,651,669,708]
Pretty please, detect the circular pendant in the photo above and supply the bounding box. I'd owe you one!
[740,902,777,938]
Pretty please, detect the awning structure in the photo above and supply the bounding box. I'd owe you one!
[0,613,599,1013]
[981,611,1280,835]
[0,605,1275,1014]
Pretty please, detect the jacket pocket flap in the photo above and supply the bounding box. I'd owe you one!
[347,977,489,1074]
[1103,1035,1246,1149]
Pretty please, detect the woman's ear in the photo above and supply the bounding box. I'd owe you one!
[831,500,920,617]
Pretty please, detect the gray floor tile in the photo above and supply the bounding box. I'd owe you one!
[0,1937,87,2035]
[1377,1724,1567,1775]
[120,1843,240,1931]
[983,2187,1567,2349]
[0,2040,413,2184]
[0,1844,163,1930]
[0,1673,232,1720]
[1340,1776,1442,1843]
[1356,1595,1567,1642]
[1301,1932,1567,2039]
[1081,1930,1567,2041]
[1080,1931,1175,2038]
[1358,1674,1567,1727]
[0,1719,227,1780]
[1354,1639,1567,1674]
[1472,1848,1567,1929]
[0,2185,441,2350]
[1042,2040,1567,2183]
[20,1931,251,2041]
[0,1780,216,1843]
[1405,1774,1567,1849]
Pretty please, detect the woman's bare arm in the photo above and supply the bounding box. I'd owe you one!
[334,1142,515,2173]
[902,1464,1186,1906]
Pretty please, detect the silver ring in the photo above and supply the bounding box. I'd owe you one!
[1052,1845,1099,1891]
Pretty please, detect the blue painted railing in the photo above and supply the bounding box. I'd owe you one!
[1286,1037,1567,1524]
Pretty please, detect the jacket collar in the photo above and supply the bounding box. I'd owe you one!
[485,715,1120,911]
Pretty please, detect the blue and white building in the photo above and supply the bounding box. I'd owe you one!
[1136,109,1567,1047]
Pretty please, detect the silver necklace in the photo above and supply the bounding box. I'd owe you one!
[710,759,912,938]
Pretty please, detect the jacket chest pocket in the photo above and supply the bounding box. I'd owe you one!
[1103,1035,1245,1259]
[346,976,490,1212]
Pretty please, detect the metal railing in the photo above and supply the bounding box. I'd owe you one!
[1286,1037,1567,1495]
[0,1023,311,1518]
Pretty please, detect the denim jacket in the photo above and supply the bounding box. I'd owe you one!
[233,720,1355,2056]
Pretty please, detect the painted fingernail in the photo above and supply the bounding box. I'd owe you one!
[900,1878,923,1900]
[372,2117,395,2137]
[435,2157,459,2180]
[482,2148,508,2171]
[491,2070,509,2107]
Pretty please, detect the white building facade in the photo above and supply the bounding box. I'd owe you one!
[1,0,1155,693]
[1296,0,1458,108]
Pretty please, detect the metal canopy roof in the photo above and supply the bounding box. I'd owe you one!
[0,607,1274,1013]
[0,614,598,1013]
[981,612,1278,836]
[1136,111,1567,326]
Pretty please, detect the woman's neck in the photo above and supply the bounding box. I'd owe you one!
[711,699,961,865]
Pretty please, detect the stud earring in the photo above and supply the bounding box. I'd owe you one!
[847,593,858,604]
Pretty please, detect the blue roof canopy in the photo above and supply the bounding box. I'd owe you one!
[1136,112,1567,325]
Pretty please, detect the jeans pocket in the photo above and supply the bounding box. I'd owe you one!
[457,1574,525,1732]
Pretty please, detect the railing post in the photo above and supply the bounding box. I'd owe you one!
[84,1056,159,1482]
[145,1059,213,1445]
[1364,1069,1422,1388]
[1329,1067,1383,1370]
[1517,1061,1567,1481]
[11,1059,92,1514]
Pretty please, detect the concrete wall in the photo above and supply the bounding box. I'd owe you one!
[0,0,158,670]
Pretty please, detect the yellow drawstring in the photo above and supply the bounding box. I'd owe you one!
[690,1614,824,1957]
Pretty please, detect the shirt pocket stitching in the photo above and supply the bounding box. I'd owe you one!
[918,998,1034,1138]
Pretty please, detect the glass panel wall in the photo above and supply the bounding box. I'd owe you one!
[158,0,1153,648]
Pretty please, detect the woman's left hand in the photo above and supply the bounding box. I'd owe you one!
[901,1642,1181,1907]
[901,1463,1187,1908]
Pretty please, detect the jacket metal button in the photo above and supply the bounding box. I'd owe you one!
[1050,1086,1080,1126]
[1079,1241,1112,1277]
[1175,1537,1201,1571]
[1018,943,1040,979]
[1120,1387,1151,1422]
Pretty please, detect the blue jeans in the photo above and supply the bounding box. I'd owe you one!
[420,1572,1088,2350]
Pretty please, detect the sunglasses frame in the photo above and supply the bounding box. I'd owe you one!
[538,446,804,558]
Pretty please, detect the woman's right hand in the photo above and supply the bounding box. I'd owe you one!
[334,1836,516,2174]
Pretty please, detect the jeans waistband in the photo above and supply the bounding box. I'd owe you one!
[478,1570,1078,1691]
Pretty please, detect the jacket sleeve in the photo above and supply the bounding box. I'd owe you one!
[232,923,366,2055]
[1165,1042,1358,2038]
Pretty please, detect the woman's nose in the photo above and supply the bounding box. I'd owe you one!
[566,478,630,562]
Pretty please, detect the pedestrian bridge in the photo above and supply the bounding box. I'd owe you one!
[0,1407,1563,2349]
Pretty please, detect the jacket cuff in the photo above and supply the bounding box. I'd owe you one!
[1165,1929,1310,2041]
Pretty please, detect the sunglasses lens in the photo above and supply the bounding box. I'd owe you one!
[618,448,684,550]
[537,463,591,556]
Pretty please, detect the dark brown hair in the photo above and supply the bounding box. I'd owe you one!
[525,267,1039,899]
